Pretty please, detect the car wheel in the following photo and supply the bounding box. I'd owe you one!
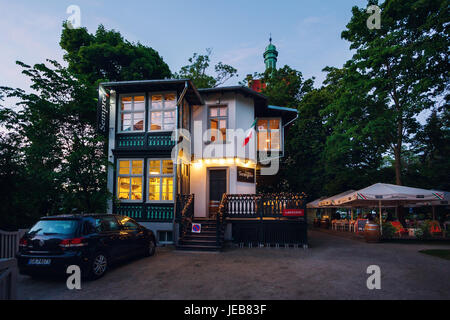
[144,238,156,257]
[88,252,108,280]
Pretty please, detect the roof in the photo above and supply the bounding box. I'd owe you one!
[100,79,204,105]
[334,183,448,207]
[198,86,268,101]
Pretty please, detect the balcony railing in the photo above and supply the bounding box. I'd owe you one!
[225,193,307,219]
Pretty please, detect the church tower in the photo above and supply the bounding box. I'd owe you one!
[263,36,278,70]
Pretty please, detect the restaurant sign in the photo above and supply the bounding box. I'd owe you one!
[97,85,109,136]
[282,209,305,217]
[237,166,255,183]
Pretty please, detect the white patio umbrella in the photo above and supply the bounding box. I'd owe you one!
[333,183,446,234]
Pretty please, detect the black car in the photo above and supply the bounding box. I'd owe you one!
[17,214,156,280]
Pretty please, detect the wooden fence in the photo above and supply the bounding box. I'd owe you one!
[0,258,18,300]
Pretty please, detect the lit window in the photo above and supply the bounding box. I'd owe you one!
[257,119,281,151]
[117,160,144,201]
[119,95,145,132]
[149,93,177,131]
[148,159,174,201]
[209,106,227,143]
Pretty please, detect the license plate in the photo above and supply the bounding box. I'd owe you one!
[28,258,51,265]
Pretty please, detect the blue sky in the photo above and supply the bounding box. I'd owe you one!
[1,0,369,91]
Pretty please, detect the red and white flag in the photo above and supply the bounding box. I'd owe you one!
[243,119,257,147]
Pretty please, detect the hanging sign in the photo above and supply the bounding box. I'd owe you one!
[282,209,305,217]
[237,166,255,183]
[97,85,109,136]
[192,223,201,233]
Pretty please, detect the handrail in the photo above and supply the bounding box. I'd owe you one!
[177,194,194,239]
[216,193,228,246]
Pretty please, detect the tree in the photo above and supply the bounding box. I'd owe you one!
[60,24,171,85]
[341,0,449,185]
[174,48,238,88]
[252,65,315,193]
[0,60,109,228]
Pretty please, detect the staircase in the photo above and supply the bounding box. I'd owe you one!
[176,218,225,252]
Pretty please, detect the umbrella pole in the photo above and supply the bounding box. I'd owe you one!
[379,200,383,236]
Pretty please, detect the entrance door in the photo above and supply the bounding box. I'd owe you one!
[209,169,227,216]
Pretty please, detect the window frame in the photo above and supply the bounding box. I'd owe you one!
[116,158,145,203]
[147,158,175,203]
[207,104,229,144]
[256,117,283,152]
[117,93,146,134]
[148,91,178,132]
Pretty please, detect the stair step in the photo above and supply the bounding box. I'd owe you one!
[176,244,222,252]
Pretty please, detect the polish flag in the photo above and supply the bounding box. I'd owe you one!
[243,119,257,147]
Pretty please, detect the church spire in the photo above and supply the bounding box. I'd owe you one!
[264,34,278,71]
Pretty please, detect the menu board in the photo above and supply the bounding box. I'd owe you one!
[357,219,369,233]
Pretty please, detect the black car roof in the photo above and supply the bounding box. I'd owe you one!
[41,213,115,220]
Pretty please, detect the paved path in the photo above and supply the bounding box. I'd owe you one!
[17,230,450,300]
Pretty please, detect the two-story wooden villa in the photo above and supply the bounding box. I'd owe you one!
[98,41,308,251]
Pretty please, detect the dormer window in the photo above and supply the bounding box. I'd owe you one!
[149,93,176,131]
[119,95,145,132]
[257,118,281,151]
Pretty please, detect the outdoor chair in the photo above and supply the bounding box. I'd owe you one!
[429,221,443,238]
[391,221,408,237]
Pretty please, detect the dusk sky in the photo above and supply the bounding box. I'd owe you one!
[1,0,369,92]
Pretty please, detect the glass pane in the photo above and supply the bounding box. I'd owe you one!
[210,119,218,130]
[162,160,173,174]
[270,130,280,150]
[258,130,269,151]
[118,177,130,199]
[164,93,176,109]
[219,119,226,129]
[149,178,160,201]
[134,96,145,111]
[162,178,173,201]
[121,97,132,111]
[133,112,144,131]
[163,111,175,130]
[131,160,143,174]
[122,113,131,121]
[149,160,160,175]
[257,120,268,131]
[219,107,227,117]
[151,112,162,130]
[131,177,142,200]
[121,120,132,132]
[269,119,280,130]
[220,128,227,142]
[151,95,163,109]
[210,108,218,117]
[119,160,130,175]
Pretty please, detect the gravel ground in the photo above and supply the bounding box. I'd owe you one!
[17,230,450,300]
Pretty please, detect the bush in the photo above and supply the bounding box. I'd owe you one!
[381,222,396,239]
[415,221,432,240]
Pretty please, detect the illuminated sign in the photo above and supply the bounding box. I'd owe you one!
[97,85,109,135]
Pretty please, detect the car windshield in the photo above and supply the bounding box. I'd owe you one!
[28,219,79,236]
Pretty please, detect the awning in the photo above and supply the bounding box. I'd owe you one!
[333,183,446,207]
[318,190,356,207]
